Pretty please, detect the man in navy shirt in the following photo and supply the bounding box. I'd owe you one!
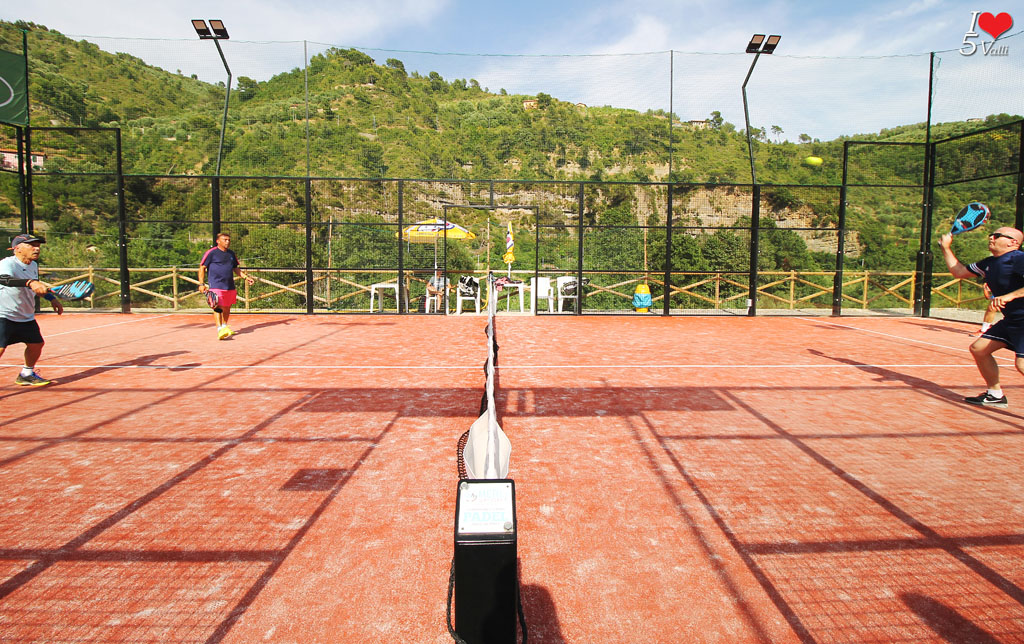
[199,232,254,340]
[939,226,1024,408]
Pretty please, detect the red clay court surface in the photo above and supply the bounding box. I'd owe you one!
[1,312,1023,643]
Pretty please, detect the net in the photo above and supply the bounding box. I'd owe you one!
[459,274,510,480]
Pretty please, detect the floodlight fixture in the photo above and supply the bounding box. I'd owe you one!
[191,20,211,38]
[192,19,229,40]
[209,20,230,39]
[745,33,781,55]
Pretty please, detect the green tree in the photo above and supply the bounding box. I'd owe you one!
[237,76,259,101]
[385,58,406,75]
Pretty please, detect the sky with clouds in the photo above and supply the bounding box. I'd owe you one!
[1,0,1021,140]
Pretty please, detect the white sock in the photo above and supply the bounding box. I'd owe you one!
[989,388,1003,398]
[20,367,34,377]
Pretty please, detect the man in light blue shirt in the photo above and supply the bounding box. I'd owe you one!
[0,234,63,386]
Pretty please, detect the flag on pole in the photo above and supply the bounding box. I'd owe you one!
[502,222,515,265]
[0,49,28,126]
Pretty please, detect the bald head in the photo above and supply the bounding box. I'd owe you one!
[989,227,1023,256]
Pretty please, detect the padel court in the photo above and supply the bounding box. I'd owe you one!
[1,312,1023,643]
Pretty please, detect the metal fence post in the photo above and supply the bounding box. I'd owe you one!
[833,143,849,316]
[1016,123,1024,231]
[576,182,584,315]
[534,207,540,315]
[211,176,221,241]
[916,51,936,318]
[23,127,34,234]
[397,180,405,312]
[305,178,314,314]
[115,128,130,313]
[664,183,672,316]
[748,185,760,316]
[15,127,28,233]
[919,141,936,317]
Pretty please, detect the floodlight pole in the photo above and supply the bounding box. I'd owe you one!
[192,20,232,177]
[742,61,760,318]
[741,54,761,186]
[742,34,779,317]
[211,38,232,177]
[193,20,231,242]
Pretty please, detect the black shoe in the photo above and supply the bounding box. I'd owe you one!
[964,392,1008,408]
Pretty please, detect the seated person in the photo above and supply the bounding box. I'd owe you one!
[426,269,448,310]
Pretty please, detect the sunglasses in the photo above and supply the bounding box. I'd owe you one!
[990,232,1018,242]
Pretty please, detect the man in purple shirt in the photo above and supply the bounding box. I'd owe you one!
[199,232,254,340]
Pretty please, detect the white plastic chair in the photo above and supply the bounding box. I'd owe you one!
[455,277,481,314]
[530,276,554,313]
[556,276,580,312]
[369,282,401,312]
[424,291,444,313]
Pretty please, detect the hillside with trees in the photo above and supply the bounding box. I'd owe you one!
[0,20,1020,310]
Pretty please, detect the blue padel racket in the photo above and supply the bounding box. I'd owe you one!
[49,280,95,301]
[206,289,223,313]
[951,202,991,235]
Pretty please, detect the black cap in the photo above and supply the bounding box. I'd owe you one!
[9,234,45,249]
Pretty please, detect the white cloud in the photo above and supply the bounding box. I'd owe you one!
[596,15,672,54]
[2,0,451,43]
[880,0,945,22]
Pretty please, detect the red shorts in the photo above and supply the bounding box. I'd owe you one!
[210,289,237,308]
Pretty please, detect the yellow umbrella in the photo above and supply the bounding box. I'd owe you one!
[399,218,476,267]
[400,218,476,243]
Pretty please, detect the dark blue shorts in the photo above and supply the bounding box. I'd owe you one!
[981,316,1024,357]
[0,318,44,348]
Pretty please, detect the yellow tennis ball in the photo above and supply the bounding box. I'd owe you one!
[804,156,823,166]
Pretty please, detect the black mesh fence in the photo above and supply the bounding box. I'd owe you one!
[1,121,1021,315]
[28,173,121,309]
[755,185,842,314]
[2,23,1023,316]
[842,142,927,312]
[669,185,752,313]
[927,120,1023,315]
[0,165,23,240]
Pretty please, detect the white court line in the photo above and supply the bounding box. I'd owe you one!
[45,314,163,337]
[796,317,1015,363]
[0,363,983,371]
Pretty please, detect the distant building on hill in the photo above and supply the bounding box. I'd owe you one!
[522,99,538,110]
[686,120,709,130]
[0,149,45,171]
